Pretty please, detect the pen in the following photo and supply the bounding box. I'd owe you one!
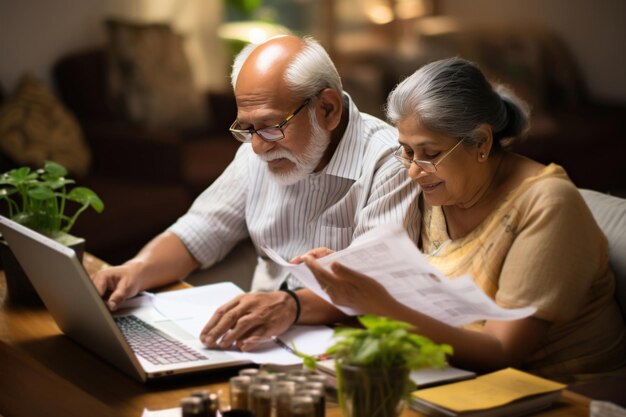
[272,336,332,361]
[240,335,298,355]
[271,336,297,355]
[242,335,332,361]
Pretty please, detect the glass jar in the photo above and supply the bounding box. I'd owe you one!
[274,380,297,417]
[255,371,278,389]
[286,375,308,390]
[306,373,328,388]
[239,368,260,379]
[230,375,252,410]
[288,395,315,417]
[181,396,204,417]
[248,383,272,417]
[297,388,324,417]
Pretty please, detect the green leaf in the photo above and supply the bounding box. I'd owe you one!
[28,186,56,200]
[324,314,454,410]
[0,161,105,234]
[302,356,317,371]
[352,337,379,365]
[45,177,75,189]
[288,341,318,371]
[227,0,261,14]
[1,167,37,185]
[43,160,67,178]
[67,187,105,212]
[328,314,452,371]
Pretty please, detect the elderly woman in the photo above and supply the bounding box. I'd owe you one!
[300,57,626,383]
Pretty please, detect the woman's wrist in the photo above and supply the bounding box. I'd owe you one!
[297,288,348,324]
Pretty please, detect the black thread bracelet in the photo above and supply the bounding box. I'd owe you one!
[281,288,301,325]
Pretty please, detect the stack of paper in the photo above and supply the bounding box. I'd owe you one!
[409,368,565,417]
[263,224,536,326]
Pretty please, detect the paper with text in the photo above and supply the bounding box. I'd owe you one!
[263,224,535,327]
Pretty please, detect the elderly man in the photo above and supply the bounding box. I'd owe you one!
[91,35,419,351]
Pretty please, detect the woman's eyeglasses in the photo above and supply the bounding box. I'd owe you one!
[393,139,465,173]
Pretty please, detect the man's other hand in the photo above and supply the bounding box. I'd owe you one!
[200,291,297,352]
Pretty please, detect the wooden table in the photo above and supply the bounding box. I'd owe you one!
[0,255,591,417]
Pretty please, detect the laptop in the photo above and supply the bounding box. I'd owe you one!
[0,215,250,382]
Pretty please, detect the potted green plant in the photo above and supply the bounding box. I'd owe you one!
[327,315,452,417]
[0,160,104,304]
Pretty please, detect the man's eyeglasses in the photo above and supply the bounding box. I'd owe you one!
[393,139,465,173]
[229,98,311,143]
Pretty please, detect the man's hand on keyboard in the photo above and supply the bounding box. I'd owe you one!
[199,291,297,352]
[91,262,144,311]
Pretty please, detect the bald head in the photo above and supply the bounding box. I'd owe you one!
[238,36,303,86]
[231,36,342,104]
[234,36,305,107]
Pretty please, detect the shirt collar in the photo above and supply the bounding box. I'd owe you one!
[323,92,366,181]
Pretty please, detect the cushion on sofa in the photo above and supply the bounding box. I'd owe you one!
[580,189,626,319]
[0,74,91,176]
[105,19,208,130]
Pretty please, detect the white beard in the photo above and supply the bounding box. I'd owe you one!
[259,108,330,186]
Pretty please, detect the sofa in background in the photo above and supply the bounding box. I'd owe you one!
[569,189,626,407]
[22,19,626,264]
[336,18,626,196]
[48,47,241,264]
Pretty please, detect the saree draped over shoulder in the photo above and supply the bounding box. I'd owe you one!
[420,164,626,383]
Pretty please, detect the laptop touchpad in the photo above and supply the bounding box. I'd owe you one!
[158,321,196,341]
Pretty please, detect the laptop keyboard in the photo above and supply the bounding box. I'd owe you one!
[115,315,208,365]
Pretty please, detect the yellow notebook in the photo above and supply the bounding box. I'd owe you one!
[410,368,565,417]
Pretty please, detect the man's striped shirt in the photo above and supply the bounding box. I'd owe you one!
[168,95,421,291]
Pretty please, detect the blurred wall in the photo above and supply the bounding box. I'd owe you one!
[439,0,626,103]
[0,0,624,103]
[0,0,225,94]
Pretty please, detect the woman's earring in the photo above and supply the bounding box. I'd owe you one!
[480,153,486,159]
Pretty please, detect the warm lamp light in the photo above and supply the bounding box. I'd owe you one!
[365,2,394,25]
[364,0,429,25]
[217,21,291,44]
[395,0,427,19]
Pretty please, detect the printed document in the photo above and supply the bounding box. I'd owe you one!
[262,224,535,327]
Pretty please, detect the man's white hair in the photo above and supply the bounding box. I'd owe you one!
[230,36,342,97]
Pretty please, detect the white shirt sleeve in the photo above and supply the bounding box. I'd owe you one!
[167,144,251,268]
[355,155,421,243]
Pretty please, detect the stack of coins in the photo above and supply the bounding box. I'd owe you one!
[229,375,252,410]
[274,380,297,417]
[226,366,329,417]
[180,389,221,417]
[290,368,328,417]
[181,396,204,417]
[288,395,316,417]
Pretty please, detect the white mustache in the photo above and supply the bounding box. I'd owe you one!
[258,149,299,164]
